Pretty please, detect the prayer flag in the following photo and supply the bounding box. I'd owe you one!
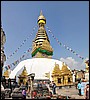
[8,65,10,69]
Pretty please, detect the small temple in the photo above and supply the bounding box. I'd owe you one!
[52,62,73,86]
[18,66,28,85]
[3,70,9,79]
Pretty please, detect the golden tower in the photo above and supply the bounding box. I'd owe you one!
[52,63,61,84]
[18,66,28,85]
[3,70,9,79]
[85,60,89,73]
[31,11,53,58]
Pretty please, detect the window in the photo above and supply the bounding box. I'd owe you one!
[58,78,61,83]
[68,77,71,83]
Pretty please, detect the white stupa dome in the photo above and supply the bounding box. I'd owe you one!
[9,58,71,81]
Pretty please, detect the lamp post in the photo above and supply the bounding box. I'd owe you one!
[27,76,31,96]
[28,73,35,98]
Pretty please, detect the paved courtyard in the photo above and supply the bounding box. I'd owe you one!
[5,86,86,99]
[56,86,85,99]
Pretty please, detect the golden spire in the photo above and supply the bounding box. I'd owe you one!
[52,63,61,76]
[38,10,46,25]
[62,62,69,70]
[60,62,71,75]
[31,11,53,58]
[18,66,28,85]
[20,66,28,76]
[85,60,89,72]
[40,10,42,15]
[3,70,9,79]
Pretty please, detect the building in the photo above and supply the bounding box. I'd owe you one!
[85,60,89,81]
[76,70,85,80]
[85,60,89,73]
[9,11,72,86]
[52,62,73,86]
[1,24,6,77]
[72,69,86,82]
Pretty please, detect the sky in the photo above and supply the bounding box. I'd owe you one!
[1,1,89,71]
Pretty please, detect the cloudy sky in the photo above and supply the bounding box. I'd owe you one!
[60,57,89,70]
[1,1,89,71]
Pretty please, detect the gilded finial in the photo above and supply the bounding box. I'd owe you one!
[38,10,46,24]
[40,10,43,15]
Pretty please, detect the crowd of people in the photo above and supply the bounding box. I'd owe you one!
[18,80,89,99]
[1,79,89,99]
[77,80,89,99]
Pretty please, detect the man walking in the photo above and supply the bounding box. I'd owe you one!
[52,82,56,95]
[84,84,89,99]
[77,81,81,96]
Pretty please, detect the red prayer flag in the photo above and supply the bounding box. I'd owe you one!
[8,65,10,69]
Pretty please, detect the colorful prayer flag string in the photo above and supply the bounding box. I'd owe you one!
[6,25,38,61]
[46,26,84,60]
[5,47,32,71]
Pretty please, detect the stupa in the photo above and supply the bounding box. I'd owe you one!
[9,11,72,85]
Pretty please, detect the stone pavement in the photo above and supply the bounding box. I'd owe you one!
[5,86,85,99]
[56,86,85,99]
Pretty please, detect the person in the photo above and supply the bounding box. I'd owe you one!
[75,82,78,89]
[1,83,5,91]
[15,82,19,88]
[37,81,42,90]
[1,83,5,99]
[80,79,88,96]
[77,81,81,96]
[27,79,31,94]
[37,81,43,94]
[52,82,56,94]
[22,88,26,99]
[49,81,53,89]
[26,82,28,90]
[84,84,89,99]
